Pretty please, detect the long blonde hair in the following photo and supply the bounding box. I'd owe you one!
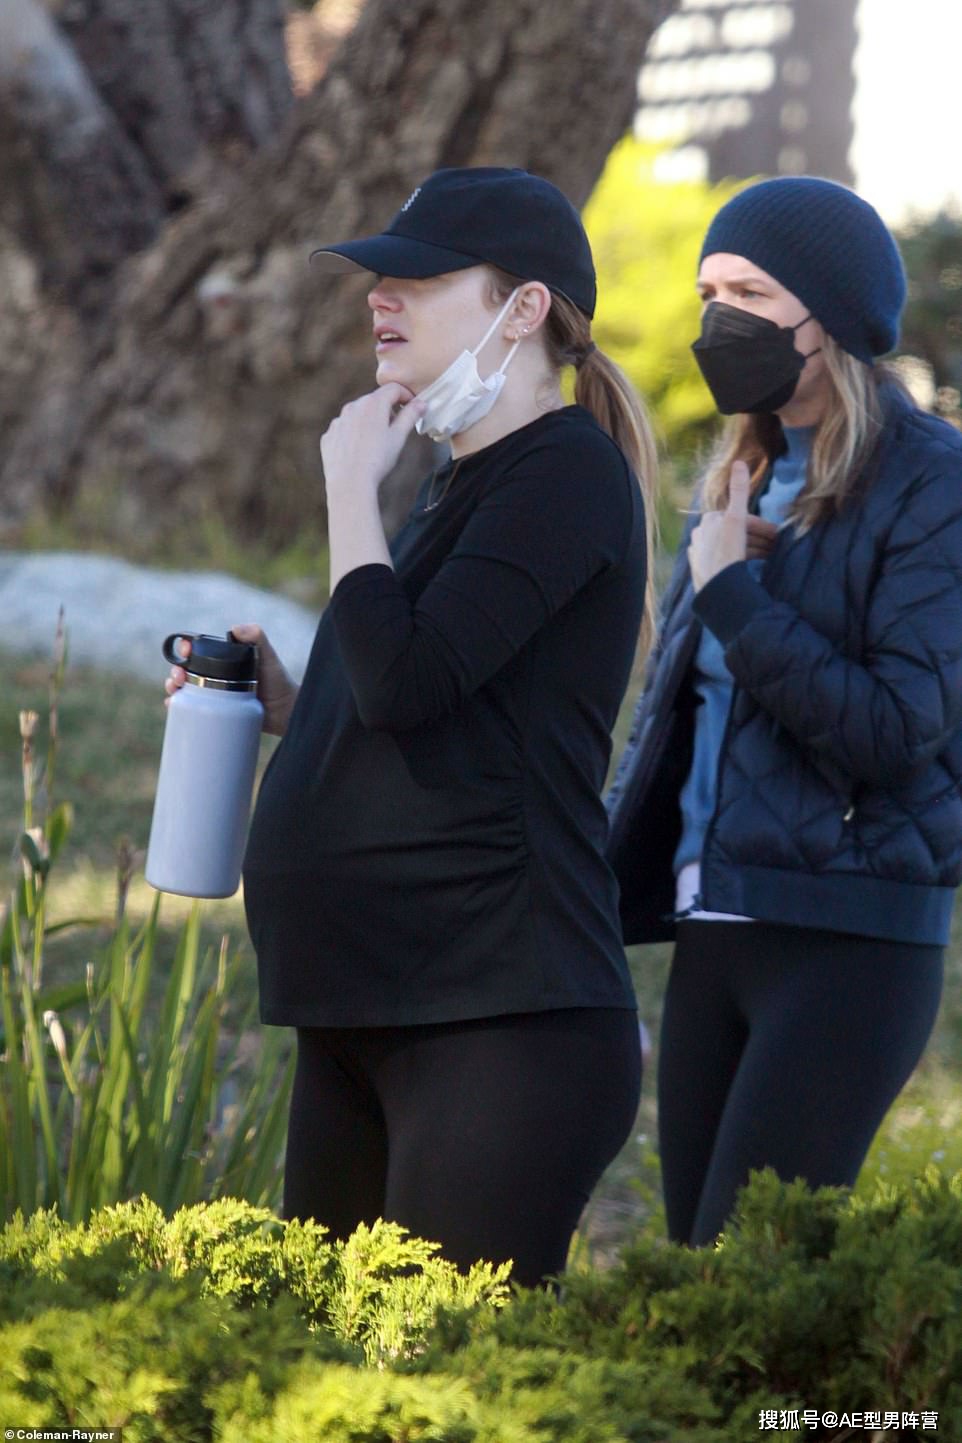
[488,267,659,655]
[699,336,908,528]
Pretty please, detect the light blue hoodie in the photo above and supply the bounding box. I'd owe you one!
[674,426,815,877]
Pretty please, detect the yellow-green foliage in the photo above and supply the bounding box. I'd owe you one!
[0,1197,511,1366]
[3,1175,962,1440]
[584,138,743,459]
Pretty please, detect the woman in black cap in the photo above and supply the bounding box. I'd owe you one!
[169,167,655,1285]
[608,175,962,1247]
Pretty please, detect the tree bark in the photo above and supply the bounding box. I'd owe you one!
[0,0,678,549]
[59,0,294,196]
[0,0,164,313]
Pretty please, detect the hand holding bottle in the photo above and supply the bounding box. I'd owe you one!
[165,624,298,737]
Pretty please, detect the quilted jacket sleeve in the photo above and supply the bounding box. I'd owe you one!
[694,439,962,788]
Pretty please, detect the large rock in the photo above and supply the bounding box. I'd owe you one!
[0,551,319,682]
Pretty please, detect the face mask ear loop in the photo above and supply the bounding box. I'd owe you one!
[791,313,822,362]
[472,287,521,367]
[497,338,522,376]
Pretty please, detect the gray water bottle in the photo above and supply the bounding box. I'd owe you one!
[146,632,264,898]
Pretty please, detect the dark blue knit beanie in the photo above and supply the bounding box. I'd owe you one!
[699,176,906,364]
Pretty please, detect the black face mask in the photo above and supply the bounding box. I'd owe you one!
[691,302,820,415]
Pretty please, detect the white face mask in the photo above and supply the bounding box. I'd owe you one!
[414,288,521,443]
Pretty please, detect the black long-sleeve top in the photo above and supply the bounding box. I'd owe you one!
[243,405,647,1026]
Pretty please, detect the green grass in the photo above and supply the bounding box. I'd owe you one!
[3,643,961,1260]
[0,649,271,1037]
[1,653,170,870]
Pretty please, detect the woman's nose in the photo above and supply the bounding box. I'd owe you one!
[368,279,401,311]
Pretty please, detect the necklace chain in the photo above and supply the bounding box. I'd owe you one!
[422,458,463,511]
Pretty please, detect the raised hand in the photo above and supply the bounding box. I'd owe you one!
[320,383,424,500]
[688,460,777,591]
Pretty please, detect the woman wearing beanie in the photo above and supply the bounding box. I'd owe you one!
[167,168,656,1286]
[607,175,962,1247]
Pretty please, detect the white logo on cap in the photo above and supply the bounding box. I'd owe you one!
[400,186,421,212]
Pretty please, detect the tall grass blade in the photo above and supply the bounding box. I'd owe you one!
[3,619,296,1223]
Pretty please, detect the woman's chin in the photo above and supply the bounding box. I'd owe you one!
[375,358,411,388]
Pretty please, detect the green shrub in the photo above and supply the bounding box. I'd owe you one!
[2,1174,960,1441]
[423,1167,962,1438]
[0,1274,347,1443]
[0,1196,511,1364]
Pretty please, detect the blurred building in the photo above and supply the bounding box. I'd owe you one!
[638,0,858,185]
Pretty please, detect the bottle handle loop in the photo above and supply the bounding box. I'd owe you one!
[162,633,196,667]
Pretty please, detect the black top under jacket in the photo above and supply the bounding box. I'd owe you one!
[244,405,647,1026]
[607,386,962,947]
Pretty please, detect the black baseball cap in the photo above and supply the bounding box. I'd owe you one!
[310,166,597,318]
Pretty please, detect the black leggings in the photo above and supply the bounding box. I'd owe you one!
[658,920,943,1247]
[284,1007,642,1288]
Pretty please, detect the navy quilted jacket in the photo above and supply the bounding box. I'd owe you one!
[607,388,962,946]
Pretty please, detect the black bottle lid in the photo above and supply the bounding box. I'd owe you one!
[162,632,258,684]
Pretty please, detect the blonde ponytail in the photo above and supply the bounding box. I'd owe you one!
[486,266,659,658]
[550,292,659,658]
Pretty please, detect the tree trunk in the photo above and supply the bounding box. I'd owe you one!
[0,0,157,314]
[0,0,678,550]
